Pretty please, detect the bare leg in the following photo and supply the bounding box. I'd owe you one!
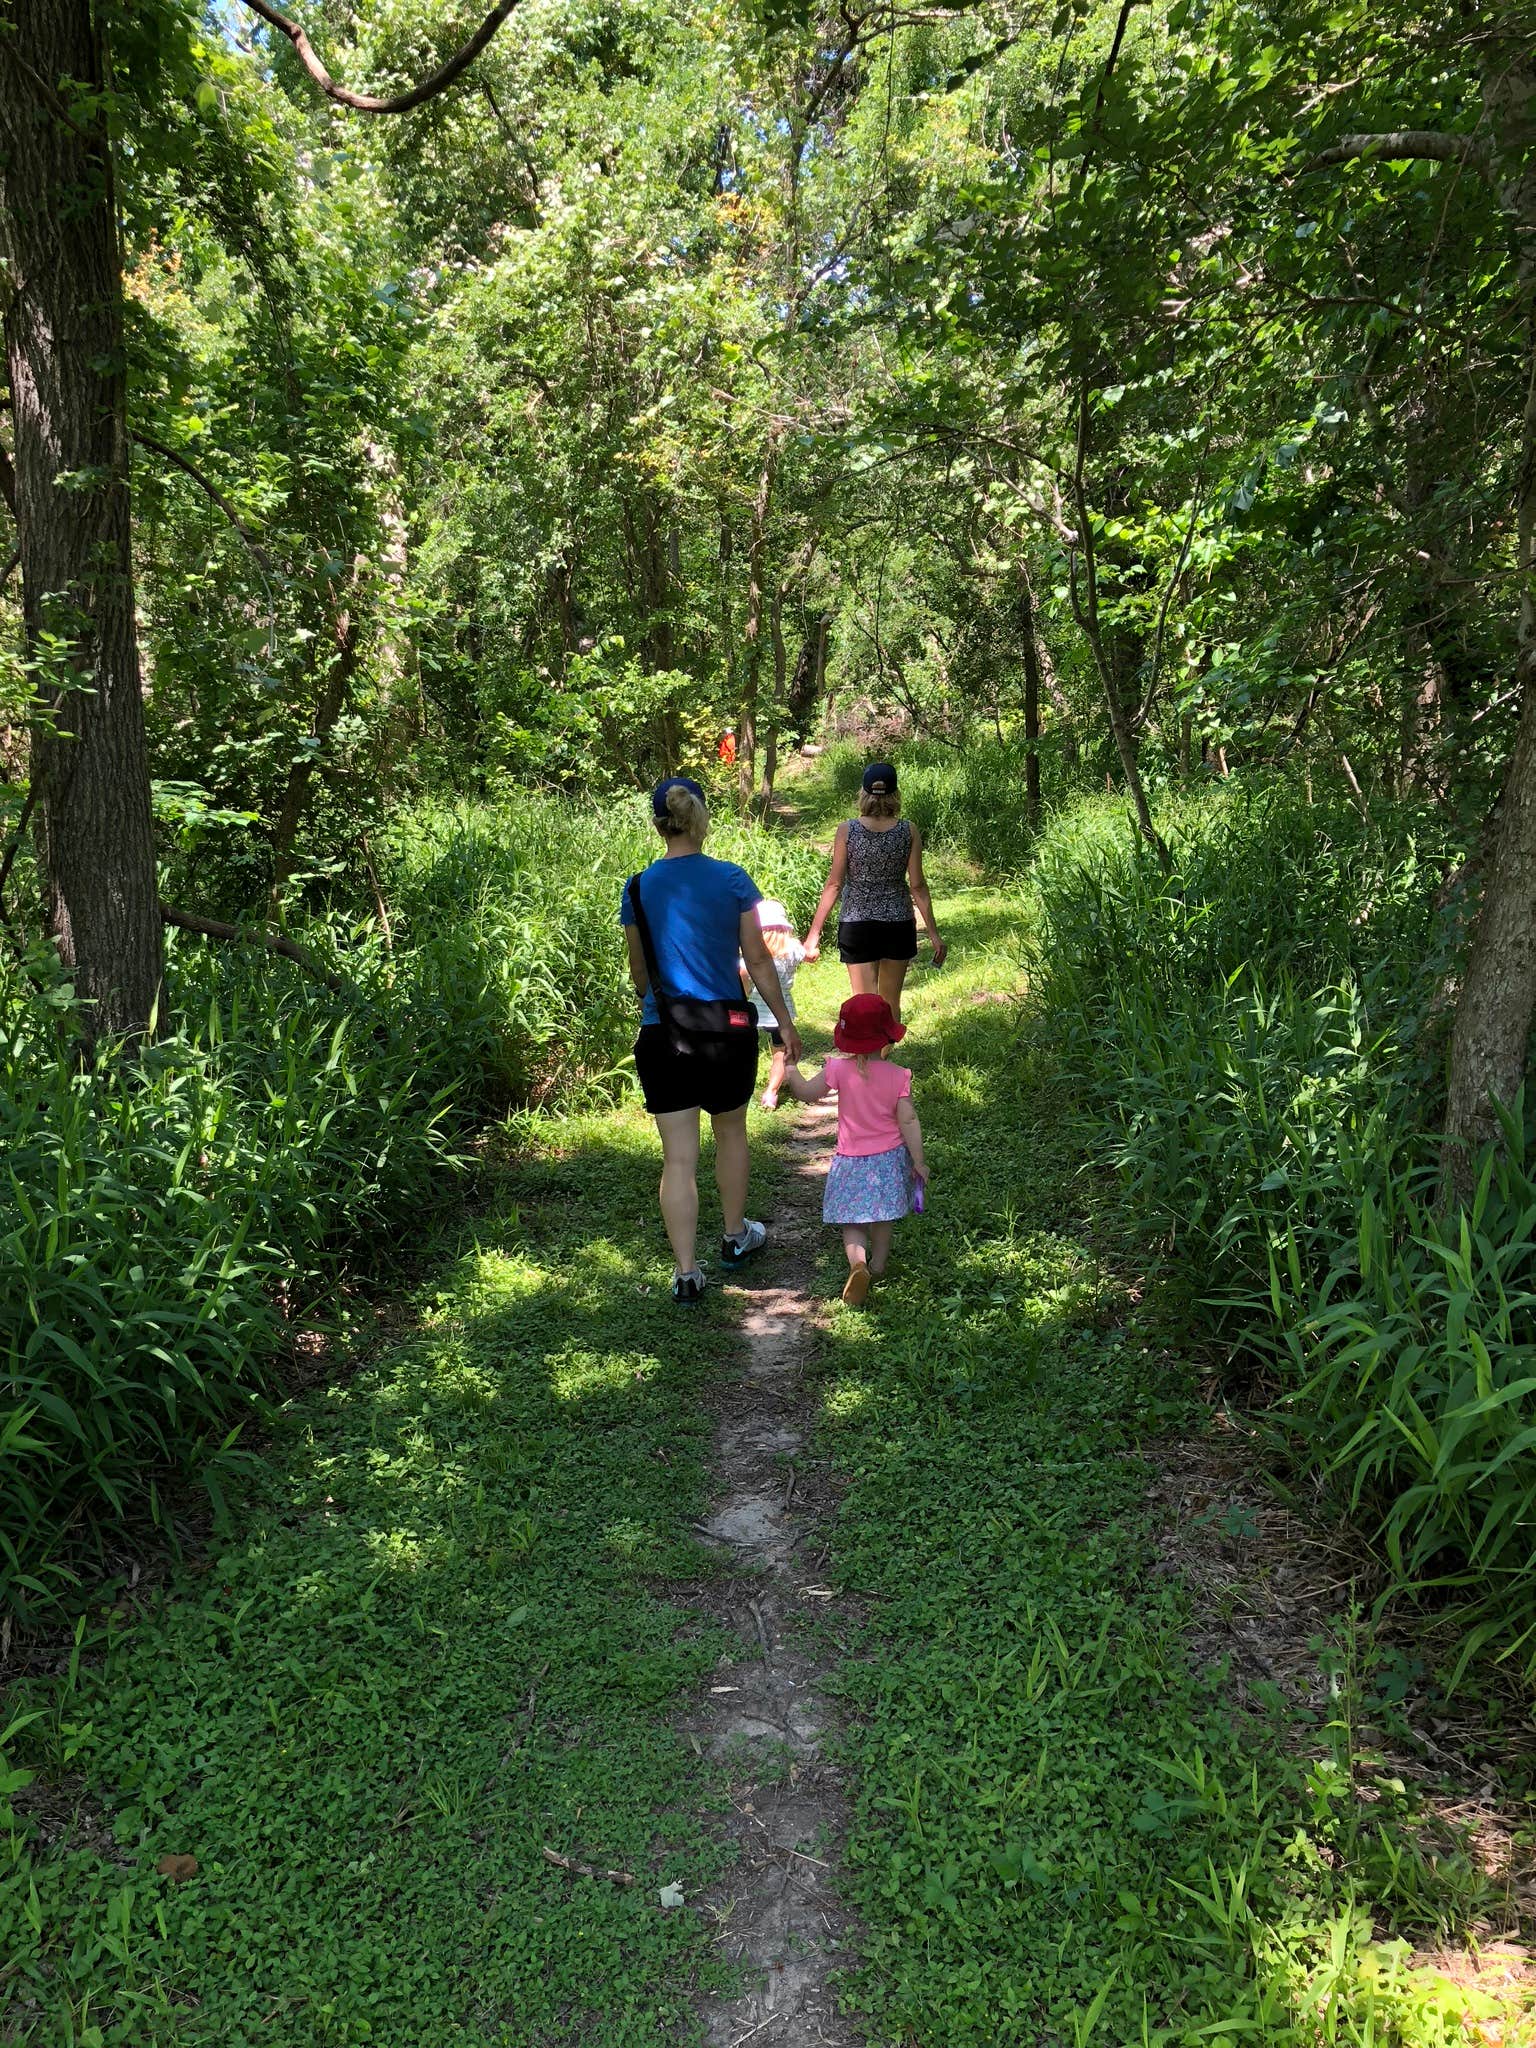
[654,1108,701,1273]
[761,1042,787,1108]
[711,1104,750,1239]
[840,1224,872,1305]
[877,957,912,1021]
[846,960,879,998]
[868,1221,895,1274]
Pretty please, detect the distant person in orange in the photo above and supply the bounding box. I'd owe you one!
[717,728,737,767]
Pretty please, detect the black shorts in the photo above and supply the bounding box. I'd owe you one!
[634,1025,758,1117]
[838,917,918,966]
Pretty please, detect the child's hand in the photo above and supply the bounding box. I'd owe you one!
[803,936,821,963]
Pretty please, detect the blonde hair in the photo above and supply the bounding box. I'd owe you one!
[656,783,708,840]
[859,789,901,821]
[762,925,800,960]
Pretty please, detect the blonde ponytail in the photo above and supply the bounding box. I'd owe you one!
[657,781,709,841]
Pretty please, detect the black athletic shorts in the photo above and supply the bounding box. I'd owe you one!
[838,917,918,966]
[634,1025,759,1117]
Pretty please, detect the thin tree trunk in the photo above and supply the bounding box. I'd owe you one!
[268,600,363,915]
[1067,387,1171,868]
[1038,634,1078,771]
[717,514,736,749]
[738,427,782,810]
[760,581,787,814]
[0,0,163,1040]
[1019,572,1043,832]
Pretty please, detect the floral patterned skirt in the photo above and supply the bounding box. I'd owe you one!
[823,1144,912,1225]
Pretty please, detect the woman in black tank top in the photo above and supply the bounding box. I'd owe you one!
[804,761,946,1022]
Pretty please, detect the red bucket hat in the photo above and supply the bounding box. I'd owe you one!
[834,993,906,1055]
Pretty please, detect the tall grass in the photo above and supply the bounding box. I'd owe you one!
[1028,777,1536,1685]
[1,791,820,1619]
[820,738,1067,870]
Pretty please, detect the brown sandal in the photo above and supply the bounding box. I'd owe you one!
[841,1265,872,1307]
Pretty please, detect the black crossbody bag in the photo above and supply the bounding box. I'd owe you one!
[627,871,757,1058]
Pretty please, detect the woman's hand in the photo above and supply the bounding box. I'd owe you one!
[929,934,948,968]
[802,934,821,963]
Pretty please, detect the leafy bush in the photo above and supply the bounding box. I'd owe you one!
[1030,779,1455,1311]
[381,794,825,1108]
[1275,1110,1536,1684]
[1026,777,1536,1683]
[1,790,821,1619]
[0,946,458,1617]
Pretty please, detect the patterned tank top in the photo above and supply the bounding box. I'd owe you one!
[841,818,913,924]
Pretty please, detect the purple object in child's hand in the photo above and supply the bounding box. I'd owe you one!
[912,1177,925,1215]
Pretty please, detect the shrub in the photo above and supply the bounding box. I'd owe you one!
[1025,775,1536,1683]
[1,789,822,1618]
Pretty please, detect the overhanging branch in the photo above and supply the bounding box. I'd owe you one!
[237,0,520,115]
[160,902,346,994]
[1299,129,1486,176]
[130,432,272,573]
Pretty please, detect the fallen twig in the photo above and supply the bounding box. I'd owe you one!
[747,1596,773,1662]
[540,1845,636,1887]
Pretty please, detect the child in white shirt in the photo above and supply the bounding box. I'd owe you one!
[744,900,805,1110]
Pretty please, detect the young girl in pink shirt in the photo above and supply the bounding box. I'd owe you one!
[778,992,928,1306]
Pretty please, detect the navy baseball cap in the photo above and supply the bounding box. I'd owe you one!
[652,774,706,818]
[862,761,898,794]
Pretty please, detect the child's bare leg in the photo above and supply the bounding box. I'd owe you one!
[761,1042,787,1108]
[840,1224,872,1306]
[868,1221,895,1275]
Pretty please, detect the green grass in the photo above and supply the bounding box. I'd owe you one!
[4,833,1527,2048]
[1,1110,757,2047]
[780,870,1523,2047]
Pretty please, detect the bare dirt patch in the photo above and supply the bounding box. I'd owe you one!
[681,1098,864,2048]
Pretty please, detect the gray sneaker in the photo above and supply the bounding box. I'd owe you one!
[672,1267,707,1306]
[720,1219,767,1267]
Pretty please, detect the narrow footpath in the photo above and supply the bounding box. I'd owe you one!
[683,1088,857,2048]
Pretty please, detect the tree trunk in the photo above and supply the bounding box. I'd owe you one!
[760,581,787,814]
[1019,572,1043,832]
[1069,387,1170,867]
[268,598,363,915]
[1441,35,1536,1194]
[1038,634,1078,772]
[738,428,781,810]
[0,0,163,1039]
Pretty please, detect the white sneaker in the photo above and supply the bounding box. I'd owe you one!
[720,1219,767,1266]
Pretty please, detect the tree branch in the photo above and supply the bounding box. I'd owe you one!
[237,0,520,115]
[1299,129,1485,176]
[130,432,271,573]
[0,781,37,929]
[160,902,346,993]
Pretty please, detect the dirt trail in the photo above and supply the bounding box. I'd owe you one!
[682,1096,862,2048]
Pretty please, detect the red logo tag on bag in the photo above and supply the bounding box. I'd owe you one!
[728,1009,751,1028]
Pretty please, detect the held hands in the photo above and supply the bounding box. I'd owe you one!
[802,934,822,963]
[780,1022,804,1064]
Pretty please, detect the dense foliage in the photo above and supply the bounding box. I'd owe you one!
[1,800,818,1617]
[2,0,1534,1820]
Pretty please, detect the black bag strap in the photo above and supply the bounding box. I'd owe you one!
[627,871,674,1024]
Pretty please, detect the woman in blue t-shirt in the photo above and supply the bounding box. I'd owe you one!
[621,777,803,1305]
